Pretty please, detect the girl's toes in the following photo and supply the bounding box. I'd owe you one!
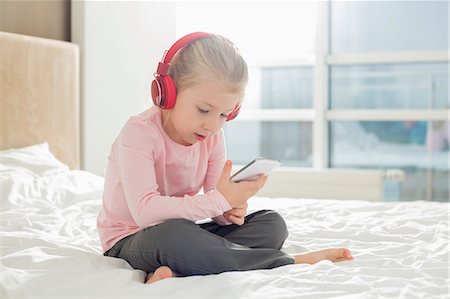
[342,248,353,260]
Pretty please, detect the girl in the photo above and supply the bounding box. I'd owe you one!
[97,32,353,284]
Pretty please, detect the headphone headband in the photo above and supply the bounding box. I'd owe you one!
[164,32,212,64]
[156,32,212,76]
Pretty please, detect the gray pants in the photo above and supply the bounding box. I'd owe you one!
[104,210,295,276]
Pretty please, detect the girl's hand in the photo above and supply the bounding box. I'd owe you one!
[223,202,248,226]
[217,160,268,208]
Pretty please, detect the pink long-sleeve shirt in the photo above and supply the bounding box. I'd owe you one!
[97,106,232,252]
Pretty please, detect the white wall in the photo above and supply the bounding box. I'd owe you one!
[71,1,176,175]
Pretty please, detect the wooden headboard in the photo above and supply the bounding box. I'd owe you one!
[0,31,80,169]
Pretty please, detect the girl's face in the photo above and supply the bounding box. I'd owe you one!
[161,81,240,146]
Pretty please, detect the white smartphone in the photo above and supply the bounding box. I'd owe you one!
[230,158,281,182]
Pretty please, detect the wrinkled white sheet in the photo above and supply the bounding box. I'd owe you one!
[1,144,449,298]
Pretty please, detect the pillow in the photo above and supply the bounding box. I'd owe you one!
[0,142,68,175]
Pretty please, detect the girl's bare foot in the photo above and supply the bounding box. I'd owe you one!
[145,266,174,284]
[294,248,354,264]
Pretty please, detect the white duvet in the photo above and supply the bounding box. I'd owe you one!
[1,143,449,298]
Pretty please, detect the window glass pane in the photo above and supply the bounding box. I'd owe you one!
[224,121,312,167]
[330,1,449,53]
[434,74,449,108]
[330,63,449,109]
[261,66,313,109]
[330,121,450,201]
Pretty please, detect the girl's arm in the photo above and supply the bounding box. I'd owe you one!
[115,120,231,228]
[202,130,233,226]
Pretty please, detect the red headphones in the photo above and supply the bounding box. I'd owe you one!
[151,32,240,122]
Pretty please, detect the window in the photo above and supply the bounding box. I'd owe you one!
[328,1,449,201]
[176,1,449,201]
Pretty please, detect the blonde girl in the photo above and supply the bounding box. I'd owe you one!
[97,32,353,284]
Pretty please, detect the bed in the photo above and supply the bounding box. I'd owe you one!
[1,32,449,299]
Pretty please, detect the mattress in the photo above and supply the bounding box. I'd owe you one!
[1,143,449,298]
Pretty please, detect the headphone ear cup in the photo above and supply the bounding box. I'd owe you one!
[151,76,177,109]
[151,78,162,107]
[161,75,177,109]
[226,105,240,121]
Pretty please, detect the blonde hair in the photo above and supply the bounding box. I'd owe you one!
[168,34,248,98]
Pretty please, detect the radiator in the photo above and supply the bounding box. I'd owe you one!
[251,167,405,201]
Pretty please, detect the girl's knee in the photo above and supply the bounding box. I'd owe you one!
[251,210,289,248]
[257,210,287,230]
[265,210,289,240]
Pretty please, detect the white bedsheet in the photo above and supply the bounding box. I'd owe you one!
[1,144,449,298]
